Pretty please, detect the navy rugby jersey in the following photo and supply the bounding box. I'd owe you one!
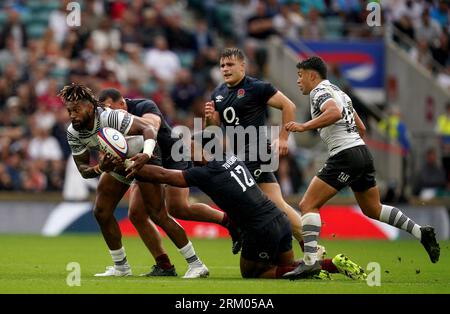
[125,98,182,160]
[183,154,282,230]
[211,76,277,161]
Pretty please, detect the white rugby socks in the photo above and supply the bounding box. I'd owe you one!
[301,213,321,265]
[379,205,422,239]
[110,247,128,266]
[179,241,203,267]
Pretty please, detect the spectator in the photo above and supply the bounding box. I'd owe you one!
[273,2,305,41]
[247,0,277,41]
[415,9,442,47]
[48,0,71,44]
[90,17,121,53]
[413,147,447,199]
[0,8,28,49]
[144,35,181,84]
[28,126,63,161]
[302,8,326,40]
[171,68,200,113]
[430,0,449,30]
[436,102,450,180]
[409,39,434,71]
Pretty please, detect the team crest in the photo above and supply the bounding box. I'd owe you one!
[237,89,245,99]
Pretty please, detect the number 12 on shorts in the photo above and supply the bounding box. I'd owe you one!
[230,165,255,192]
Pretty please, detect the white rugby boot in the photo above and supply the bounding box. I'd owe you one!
[182,263,209,279]
[94,264,132,277]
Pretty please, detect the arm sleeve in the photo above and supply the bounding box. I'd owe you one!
[100,108,134,135]
[135,99,163,118]
[182,166,207,187]
[66,130,87,156]
[311,88,334,112]
[258,81,278,104]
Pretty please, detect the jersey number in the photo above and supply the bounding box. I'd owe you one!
[223,107,240,125]
[341,104,356,133]
[230,165,255,192]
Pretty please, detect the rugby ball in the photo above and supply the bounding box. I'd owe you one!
[97,127,128,159]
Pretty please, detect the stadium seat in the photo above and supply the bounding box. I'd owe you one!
[27,23,47,39]
[215,4,233,37]
[0,11,7,26]
[177,51,195,69]
[324,16,344,40]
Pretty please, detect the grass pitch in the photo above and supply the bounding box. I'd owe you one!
[0,234,448,294]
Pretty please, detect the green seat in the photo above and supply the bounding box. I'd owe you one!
[0,11,7,26]
[215,4,232,37]
[324,16,344,40]
[27,23,47,39]
[177,51,195,69]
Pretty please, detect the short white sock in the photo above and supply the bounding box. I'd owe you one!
[178,241,202,266]
[109,247,127,265]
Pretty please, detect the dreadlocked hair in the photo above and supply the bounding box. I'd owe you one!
[58,83,98,107]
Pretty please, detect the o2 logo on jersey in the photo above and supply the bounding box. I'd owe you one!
[237,89,246,99]
[223,107,239,125]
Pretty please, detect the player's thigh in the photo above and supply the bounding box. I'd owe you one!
[136,181,165,214]
[353,186,383,219]
[275,249,295,266]
[95,173,129,214]
[258,182,288,208]
[300,176,338,213]
[165,185,190,211]
[128,184,147,218]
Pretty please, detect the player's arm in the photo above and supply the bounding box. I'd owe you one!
[353,110,366,138]
[125,113,161,175]
[72,151,116,179]
[267,91,296,155]
[130,164,189,188]
[285,99,341,133]
[204,101,221,127]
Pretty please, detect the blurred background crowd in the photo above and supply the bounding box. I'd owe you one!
[0,0,449,202]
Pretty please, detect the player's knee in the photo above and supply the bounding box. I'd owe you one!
[147,209,168,225]
[93,207,112,223]
[128,209,146,225]
[167,202,189,219]
[362,207,379,220]
[298,199,312,214]
[240,268,257,279]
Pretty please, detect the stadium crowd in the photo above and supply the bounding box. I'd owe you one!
[387,0,450,90]
[0,0,446,197]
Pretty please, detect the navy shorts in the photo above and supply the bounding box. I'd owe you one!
[244,160,278,184]
[317,145,377,192]
[241,213,292,263]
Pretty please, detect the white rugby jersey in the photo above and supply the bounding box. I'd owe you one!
[309,80,365,156]
[67,107,134,156]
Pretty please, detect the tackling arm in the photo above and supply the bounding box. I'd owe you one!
[133,165,189,188]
